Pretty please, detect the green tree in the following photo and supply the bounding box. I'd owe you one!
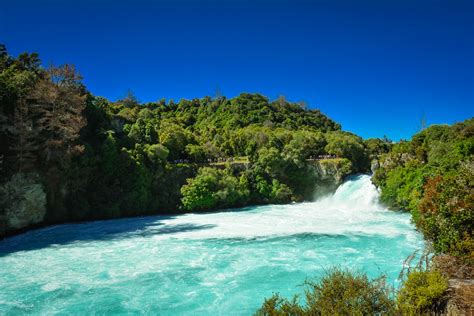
[181,167,249,211]
[325,131,369,172]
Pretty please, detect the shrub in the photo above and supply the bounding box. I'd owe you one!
[304,268,396,315]
[181,167,249,211]
[255,268,396,315]
[325,131,369,172]
[397,270,448,314]
[255,293,304,316]
[270,179,293,203]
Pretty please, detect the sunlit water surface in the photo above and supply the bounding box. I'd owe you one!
[0,175,424,315]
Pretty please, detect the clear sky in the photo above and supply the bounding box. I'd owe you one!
[1,0,473,140]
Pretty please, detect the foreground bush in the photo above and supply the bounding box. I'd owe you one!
[255,268,396,315]
[397,269,448,314]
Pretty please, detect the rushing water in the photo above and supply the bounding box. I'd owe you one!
[0,175,424,315]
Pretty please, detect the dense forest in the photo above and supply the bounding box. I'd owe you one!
[373,120,473,263]
[0,46,382,236]
[1,47,472,314]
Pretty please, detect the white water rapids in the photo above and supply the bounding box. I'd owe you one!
[0,175,424,315]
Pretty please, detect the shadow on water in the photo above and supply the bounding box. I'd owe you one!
[0,215,216,256]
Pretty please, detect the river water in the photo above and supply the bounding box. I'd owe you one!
[0,175,424,315]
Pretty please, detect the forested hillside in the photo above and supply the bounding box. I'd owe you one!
[372,119,473,262]
[0,47,380,237]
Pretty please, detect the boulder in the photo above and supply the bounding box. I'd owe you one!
[0,173,47,236]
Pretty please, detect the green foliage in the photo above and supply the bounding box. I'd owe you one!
[116,107,138,122]
[145,143,169,164]
[255,268,396,316]
[249,146,319,202]
[185,144,206,162]
[255,294,304,316]
[127,117,159,144]
[397,270,448,314]
[379,162,425,210]
[255,147,285,177]
[181,167,249,211]
[374,119,474,260]
[365,137,391,157]
[119,147,153,214]
[418,167,474,261]
[181,168,219,211]
[270,179,293,203]
[325,131,369,172]
[282,130,326,166]
[304,269,396,315]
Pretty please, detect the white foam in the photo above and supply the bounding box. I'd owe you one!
[144,175,416,241]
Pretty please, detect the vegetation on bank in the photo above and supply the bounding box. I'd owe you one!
[256,268,396,315]
[256,267,449,316]
[397,269,448,314]
[0,46,380,234]
[372,119,473,263]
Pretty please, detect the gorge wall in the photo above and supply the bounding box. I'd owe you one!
[0,173,47,237]
[0,158,353,239]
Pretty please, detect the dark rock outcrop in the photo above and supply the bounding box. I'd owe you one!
[0,173,46,237]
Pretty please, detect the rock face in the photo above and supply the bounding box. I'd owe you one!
[370,159,380,173]
[0,173,47,237]
[379,152,416,170]
[433,255,474,315]
[445,279,474,315]
[314,158,353,185]
[310,158,353,198]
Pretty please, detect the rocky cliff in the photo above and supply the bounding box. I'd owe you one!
[0,173,47,237]
[310,158,353,197]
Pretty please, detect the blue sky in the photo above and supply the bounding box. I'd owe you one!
[1,0,473,140]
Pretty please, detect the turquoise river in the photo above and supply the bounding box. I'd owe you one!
[0,175,424,315]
